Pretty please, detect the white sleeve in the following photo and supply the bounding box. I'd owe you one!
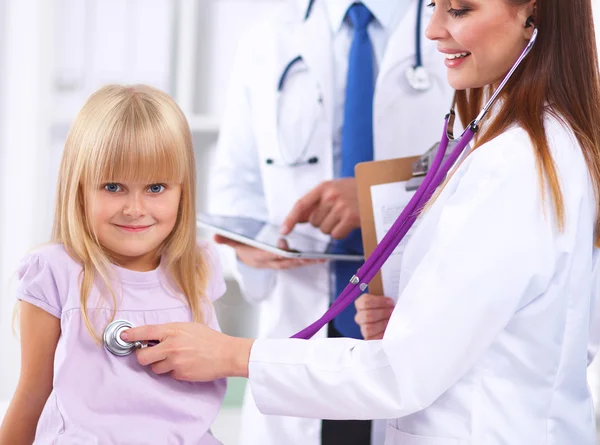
[587,249,600,365]
[208,30,276,303]
[248,144,556,419]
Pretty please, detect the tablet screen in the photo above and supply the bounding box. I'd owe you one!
[197,213,363,261]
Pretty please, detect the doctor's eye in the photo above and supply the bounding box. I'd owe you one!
[104,183,122,193]
[448,7,470,18]
[147,184,166,194]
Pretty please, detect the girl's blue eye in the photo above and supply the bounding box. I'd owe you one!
[104,183,121,193]
[427,1,435,8]
[148,184,166,194]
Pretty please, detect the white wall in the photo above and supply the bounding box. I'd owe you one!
[0,0,56,400]
[0,0,6,405]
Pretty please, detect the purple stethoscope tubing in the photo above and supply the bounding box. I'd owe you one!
[293,120,474,339]
[292,29,538,340]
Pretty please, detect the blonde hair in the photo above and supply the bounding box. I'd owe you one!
[52,84,209,340]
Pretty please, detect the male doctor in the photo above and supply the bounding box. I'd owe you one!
[209,0,453,444]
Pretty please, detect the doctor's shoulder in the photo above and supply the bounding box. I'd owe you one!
[451,116,589,218]
[465,115,582,177]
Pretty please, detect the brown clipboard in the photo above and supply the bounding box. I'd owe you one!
[355,156,420,296]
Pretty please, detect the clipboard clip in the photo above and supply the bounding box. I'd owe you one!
[405,140,456,192]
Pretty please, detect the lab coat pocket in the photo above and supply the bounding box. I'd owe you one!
[385,424,468,445]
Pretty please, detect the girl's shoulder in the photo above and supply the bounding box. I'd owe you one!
[19,243,81,278]
[196,240,227,303]
[17,243,80,317]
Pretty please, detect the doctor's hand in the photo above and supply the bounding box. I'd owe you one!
[123,322,254,382]
[214,235,322,270]
[354,294,396,340]
[281,178,360,240]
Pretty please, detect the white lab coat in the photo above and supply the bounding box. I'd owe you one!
[209,0,453,444]
[248,115,600,444]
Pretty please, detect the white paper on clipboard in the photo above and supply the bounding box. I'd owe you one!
[370,181,416,297]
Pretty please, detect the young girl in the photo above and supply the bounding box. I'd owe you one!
[0,85,227,444]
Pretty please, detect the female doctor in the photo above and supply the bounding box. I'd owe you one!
[125,0,600,442]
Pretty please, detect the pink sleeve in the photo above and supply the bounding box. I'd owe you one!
[199,241,227,303]
[17,253,62,318]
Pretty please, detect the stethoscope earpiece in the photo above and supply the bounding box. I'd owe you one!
[525,16,535,28]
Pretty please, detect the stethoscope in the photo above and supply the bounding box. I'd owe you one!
[104,320,158,356]
[303,0,432,91]
[293,28,539,340]
[268,0,430,168]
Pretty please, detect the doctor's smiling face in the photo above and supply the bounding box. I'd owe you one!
[425,0,536,90]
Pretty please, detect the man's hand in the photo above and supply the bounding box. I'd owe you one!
[281,178,361,240]
[214,235,322,270]
[354,294,395,340]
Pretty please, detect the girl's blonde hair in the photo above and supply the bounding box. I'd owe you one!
[52,84,209,340]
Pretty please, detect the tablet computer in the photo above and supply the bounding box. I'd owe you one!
[197,213,364,261]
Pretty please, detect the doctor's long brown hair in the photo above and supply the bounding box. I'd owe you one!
[455,0,600,245]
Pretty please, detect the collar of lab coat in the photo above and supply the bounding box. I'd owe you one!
[322,0,411,33]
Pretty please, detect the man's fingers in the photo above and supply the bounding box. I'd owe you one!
[213,234,242,247]
[281,184,325,234]
[123,324,169,343]
[330,218,357,240]
[268,258,306,270]
[236,245,281,267]
[318,210,340,236]
[308,200,334,228]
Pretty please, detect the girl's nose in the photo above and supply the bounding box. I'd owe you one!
[123,191,146,218]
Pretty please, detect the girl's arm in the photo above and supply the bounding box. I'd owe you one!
[0,302,60,445]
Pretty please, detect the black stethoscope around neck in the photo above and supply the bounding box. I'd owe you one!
[304,0,431,91]
[266,0,431,169]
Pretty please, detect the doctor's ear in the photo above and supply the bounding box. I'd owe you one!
[522,1,536,38]
[524,16,535,29]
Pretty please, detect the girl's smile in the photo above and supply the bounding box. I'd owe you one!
[87,181,181,271]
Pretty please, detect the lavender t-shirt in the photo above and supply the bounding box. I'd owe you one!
[17,242,227,445]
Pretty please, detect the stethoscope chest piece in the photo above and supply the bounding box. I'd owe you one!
[103,319,141,356]
[405,66,431,92]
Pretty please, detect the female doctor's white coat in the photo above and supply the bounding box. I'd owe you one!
[247,115,600,444]
[209,0,453,444]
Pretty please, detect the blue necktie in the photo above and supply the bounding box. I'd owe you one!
[333,3,374,339]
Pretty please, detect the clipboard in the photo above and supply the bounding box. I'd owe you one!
[355,156,420,296]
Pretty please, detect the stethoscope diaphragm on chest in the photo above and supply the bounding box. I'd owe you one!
[103,319,157,357]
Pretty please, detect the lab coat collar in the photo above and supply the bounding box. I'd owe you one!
[323,0,406,32]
